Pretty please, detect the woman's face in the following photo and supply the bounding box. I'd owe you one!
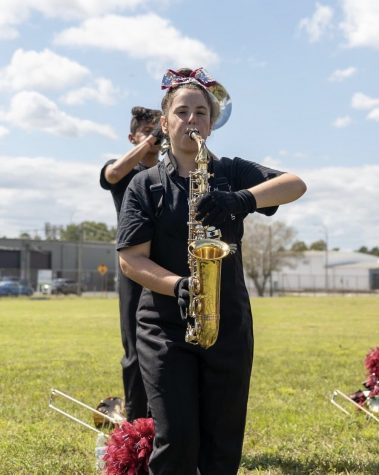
[161,87,212,156]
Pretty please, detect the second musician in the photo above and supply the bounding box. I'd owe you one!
[117,67,307,475]
[100,106,162,421]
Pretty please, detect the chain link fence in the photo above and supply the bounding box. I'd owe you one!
[2,268,378,296]
[245,272,378,295]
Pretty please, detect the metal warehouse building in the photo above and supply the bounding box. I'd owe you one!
[0,238,117,291]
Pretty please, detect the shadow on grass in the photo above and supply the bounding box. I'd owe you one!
[240,454,379,475]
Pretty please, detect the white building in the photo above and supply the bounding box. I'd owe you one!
[272,251,379,293]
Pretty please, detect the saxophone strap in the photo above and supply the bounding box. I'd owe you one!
[213,175,229,191]
[147,164,165,218]
[210,158,231,192]
[147,154,231,217]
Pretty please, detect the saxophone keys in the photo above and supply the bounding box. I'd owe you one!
[189,277,201,294]
[194,297,203,314]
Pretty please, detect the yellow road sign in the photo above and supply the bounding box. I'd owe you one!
[97,264,108,275]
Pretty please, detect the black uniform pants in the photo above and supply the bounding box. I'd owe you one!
[137,322,253,475]
[118,270,148,421]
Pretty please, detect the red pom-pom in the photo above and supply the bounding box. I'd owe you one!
[103,418,155,475]
[364,347,379,389]
[369,384,379,397]
[365,347,379,375]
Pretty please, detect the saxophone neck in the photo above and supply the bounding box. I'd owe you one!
[186,128,209,166]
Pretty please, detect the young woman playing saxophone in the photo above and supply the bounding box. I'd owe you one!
[117,67,307,475]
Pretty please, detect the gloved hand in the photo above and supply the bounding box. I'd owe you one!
[196,190,257,227]
[174,277,190,321]
[150,125,164,145]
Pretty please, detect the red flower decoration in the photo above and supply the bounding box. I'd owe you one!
[103,418,155,475]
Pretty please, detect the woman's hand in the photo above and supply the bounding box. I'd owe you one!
[149,125,164,146]
[174,277,190,320]
[196,190,256,226]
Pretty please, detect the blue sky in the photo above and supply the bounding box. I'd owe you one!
[1,0,378,250]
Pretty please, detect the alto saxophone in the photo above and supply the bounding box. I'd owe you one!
[185,128,230,349]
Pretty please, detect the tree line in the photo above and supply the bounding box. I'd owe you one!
[17,220,330,248]
[19,221,117,242]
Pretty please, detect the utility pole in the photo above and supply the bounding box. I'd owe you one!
[268,225,273,296]
[21,240,31,283]
[77,224,83,295]
[321,224,329,292]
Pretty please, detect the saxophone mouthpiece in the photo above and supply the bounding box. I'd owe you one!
[186,128,200,140]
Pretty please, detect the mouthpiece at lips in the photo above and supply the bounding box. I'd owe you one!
[186,128,200,139]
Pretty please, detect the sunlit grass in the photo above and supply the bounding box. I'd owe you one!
[0,296,378,474]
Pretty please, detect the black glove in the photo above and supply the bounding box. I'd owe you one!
[174,277,190,321]
[196,190,256,227]
[150,125,164,145]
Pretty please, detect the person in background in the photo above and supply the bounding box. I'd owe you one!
[117,68,307,474]
[100,106,162,421]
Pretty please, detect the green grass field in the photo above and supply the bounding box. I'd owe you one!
[0,296,378,475]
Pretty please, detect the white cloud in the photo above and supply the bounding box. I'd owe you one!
[0,1,29,40]
[54,14,219,75]
[0,125,10,138]
[277,165,379,249]
[0,24,19,40]
[340,0,379,49]
[299,3,334,43]
[61,78,120,106]
[0,155,115,237]
[30,0,146,19]
[1,158,378,250]
[328,66,357,82]
[351,92,379,110]
[261,156,282,168]
[332,115,352,128]
[2,91,117,139]
[276,150,308,161]
[367,108,379,121]
[0,0,149,39]
[0,49,90,92]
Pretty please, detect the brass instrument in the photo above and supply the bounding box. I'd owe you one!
[330,347,379,424]
[49,388,125,434]
[331,389,379,423]
[185,128,230,349]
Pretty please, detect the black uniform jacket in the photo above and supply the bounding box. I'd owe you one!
[117,154,283,342]
[100,159,148,216]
